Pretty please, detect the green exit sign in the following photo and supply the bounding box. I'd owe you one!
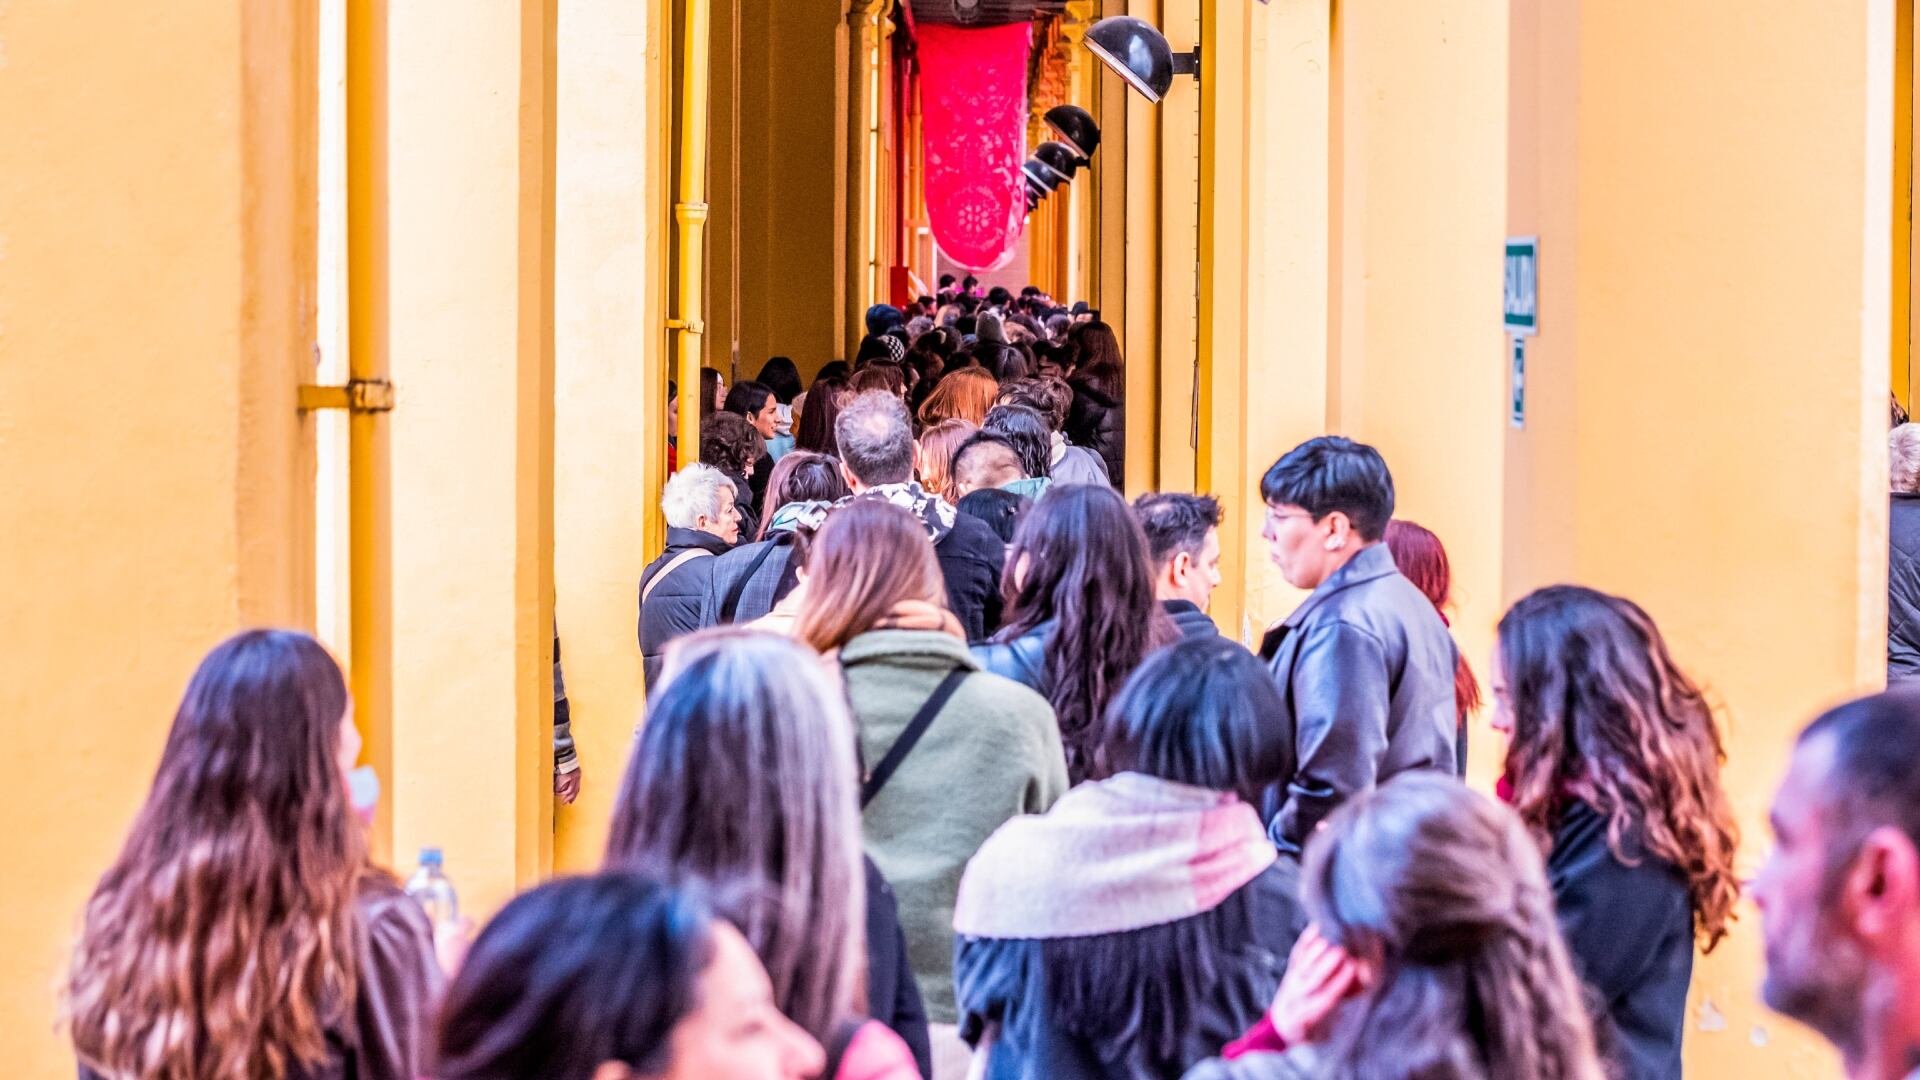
[1505,237,1538,336]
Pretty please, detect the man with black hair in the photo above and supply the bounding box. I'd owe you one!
[985,285,1013,311]
[1256,435,1458,856]
[1757,690,1920,1080]
[1133,492,1224,639]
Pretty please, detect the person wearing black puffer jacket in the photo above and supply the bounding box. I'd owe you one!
[637,464,740,685]
[1066,321,1126,488]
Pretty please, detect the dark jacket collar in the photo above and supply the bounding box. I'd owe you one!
[1162,598,1204,618]
[664,526,734,555]
[1283,542,1397,628]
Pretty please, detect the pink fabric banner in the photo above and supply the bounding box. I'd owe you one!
[917,22,1032,271]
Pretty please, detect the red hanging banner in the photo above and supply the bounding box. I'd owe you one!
[917,22,1032,271]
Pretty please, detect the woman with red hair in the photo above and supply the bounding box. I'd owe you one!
[1382,520,1478,775]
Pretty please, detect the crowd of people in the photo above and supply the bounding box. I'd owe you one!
[60,290,1920,1080]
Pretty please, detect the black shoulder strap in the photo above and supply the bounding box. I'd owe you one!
[861,667,969,809]
[719,534,791,623]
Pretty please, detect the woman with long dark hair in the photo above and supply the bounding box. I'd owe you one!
[67,630,439,1080]
[975,484,1177,781]
[1492,586,1741,1080]
[605,629,928,1076]
[956,638,1307,1079]
[1186,773,1606,1080]
[1065,321,1125,487]
[795,376,848,455]
[1383,519,1479,775]
[434,871,824,1080]
[794,498,1065,1058]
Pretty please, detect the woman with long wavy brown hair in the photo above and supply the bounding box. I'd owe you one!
[66,630,438,1080]
[1492,586,1741,1080]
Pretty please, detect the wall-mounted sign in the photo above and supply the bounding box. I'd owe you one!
[1510,336,1527,428]
[1504,237,1538,337]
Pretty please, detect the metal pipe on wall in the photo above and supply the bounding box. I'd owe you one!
[672,0,712,464]
[345,0,395,862]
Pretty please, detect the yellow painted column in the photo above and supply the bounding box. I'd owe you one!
[1120,0,1165,492]
[1195,0,1253,637]
[1325,1,1508,783]
[387,0,556,916]
[1507,2,1888,1075]
[0,3,318,1074]
[1155,0,1200,494]
[1236,0,1331,641]
[553,0,665,870]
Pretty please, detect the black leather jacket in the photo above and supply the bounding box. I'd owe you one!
[1258,544,1458,855]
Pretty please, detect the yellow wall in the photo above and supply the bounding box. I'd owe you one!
[1325,0,1510,784]
[0,4,318,1076]
[1506,1,1886,1074]
[1239,0,1330,643]
[553,0,665,870]
[386,0,556,917]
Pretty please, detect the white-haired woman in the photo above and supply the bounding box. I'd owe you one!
[607,629,930,1079]
[638,463,740,684]
[1891,423,1920,678]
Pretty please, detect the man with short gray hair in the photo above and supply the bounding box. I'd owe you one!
[637,463,740,684]
[835,391,1006,640]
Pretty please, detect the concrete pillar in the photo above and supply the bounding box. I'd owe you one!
[0,3,318,1072]
[1507,2,1888,1073]
[552,0,668,870]
[387,0,556,914]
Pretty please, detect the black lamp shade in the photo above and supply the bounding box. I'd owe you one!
[1045,104,1100,161]
[1085,16,1174,103]
[1022,160,1063,194]
[1033,142,1082,182]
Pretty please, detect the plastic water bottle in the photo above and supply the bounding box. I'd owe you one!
[404,847,460,929]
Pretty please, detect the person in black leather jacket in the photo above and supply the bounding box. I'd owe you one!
[1255,437,1458,857]
[974,485,1177,782]
[1133,492,1225,640]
